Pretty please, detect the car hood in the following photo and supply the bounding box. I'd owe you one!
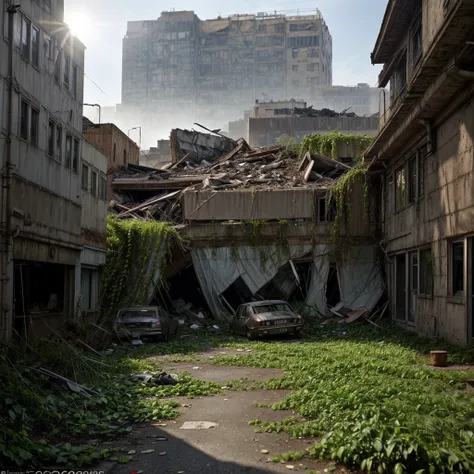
[254,311,296,320]
[116,317,159,324]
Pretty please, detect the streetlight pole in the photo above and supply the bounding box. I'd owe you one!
[83,103,101,124]
[128,126,142,149]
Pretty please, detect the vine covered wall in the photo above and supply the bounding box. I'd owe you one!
[101,216,179,319]
[298,131,374,160]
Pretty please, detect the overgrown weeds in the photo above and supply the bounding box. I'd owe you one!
[211,322,474,473]
[0,334,219,468]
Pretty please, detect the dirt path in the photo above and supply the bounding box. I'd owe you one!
[104,357,352,474]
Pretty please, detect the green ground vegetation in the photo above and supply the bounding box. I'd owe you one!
[1,321,473,472]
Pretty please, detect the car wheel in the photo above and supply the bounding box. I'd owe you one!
[163,328,170,342]
[246,328,254,340]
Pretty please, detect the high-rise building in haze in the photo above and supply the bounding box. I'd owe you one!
[121,10,332,134]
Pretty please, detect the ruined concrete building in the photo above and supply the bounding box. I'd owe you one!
[366,0,474,346]
[121,10,332,127]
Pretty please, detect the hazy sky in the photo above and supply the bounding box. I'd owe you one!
[64,0,386,108]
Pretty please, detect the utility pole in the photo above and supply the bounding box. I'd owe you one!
[1,4,20,342]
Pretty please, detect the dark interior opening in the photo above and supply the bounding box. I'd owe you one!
[221,277,253,312]
[14,261,66,316]
[325,264,341,307]
[153,263,209,314]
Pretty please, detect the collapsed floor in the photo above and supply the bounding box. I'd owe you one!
[108,129,384,323]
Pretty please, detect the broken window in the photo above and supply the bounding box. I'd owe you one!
[395,166,406,211]
[257,24,267,33]
[318,197,336,222]
[451,241,464,296]
[419,248,433,295]
[55,125,62,161]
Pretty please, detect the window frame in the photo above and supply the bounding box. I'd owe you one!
[317,196,336,223]
[31,25,40,68]
[30,107,39,146]
[81,163,89,191]
[20,100,29,140]
[419,247,434,296]
[450,240,465,298]
[54,48,61,84]
[408,155,417,204]
[21,16,31,61]
[63,56,70,90]
[72,64,78,99]
[395,165,406,211]
[99,174,107,201]
[73,139,80,172]
[55,124,62,162]
[48,119,55,157]
[65,134,73,168]
[91,170,98,197]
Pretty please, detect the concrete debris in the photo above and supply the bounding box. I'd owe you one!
[180,421,219,430]
[129,372,179,385]
[109,133,354,224]
[293,106,357,118]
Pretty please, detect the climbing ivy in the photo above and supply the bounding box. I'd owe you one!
[101,216,179,320]
[299,131,374,161]
[329,165,369,239]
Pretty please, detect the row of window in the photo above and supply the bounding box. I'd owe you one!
[19,12,79,99]
[20,98,80,172]
[82,164,107,201]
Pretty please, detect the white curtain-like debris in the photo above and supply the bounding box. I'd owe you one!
[191,244,384,320]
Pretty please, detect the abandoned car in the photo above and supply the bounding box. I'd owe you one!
[113,306,179,342]
[230,300,303,339]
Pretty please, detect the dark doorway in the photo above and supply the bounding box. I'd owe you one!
[221,277,253,312]
[154,264,209,313]
[395,254,407,321]
[325,264,341,307]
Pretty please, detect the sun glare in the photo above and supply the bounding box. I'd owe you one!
[66,11,93,41]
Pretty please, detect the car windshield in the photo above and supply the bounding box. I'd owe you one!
[253,304,292,314]
[119,309,158,318]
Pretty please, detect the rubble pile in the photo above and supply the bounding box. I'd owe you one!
[109,129,355,223]
[293,106,357,118]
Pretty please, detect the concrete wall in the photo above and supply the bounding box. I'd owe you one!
[83,124,140,171]
[248,116,380,147]
[385,97,474,345]
[81,140,107,250]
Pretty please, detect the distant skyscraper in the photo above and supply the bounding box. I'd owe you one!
[121,10,332,128]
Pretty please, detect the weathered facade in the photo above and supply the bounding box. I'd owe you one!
[366,0,474,345]
[83,122,140,198]
[0,0,86,340]
[121,10,332,134]
[80,139,107,321]
[248,115,379,147]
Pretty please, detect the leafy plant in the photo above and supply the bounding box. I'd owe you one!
[299,131,373,161]
[101,216,179,320]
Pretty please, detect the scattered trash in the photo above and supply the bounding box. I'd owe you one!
[286,465,295,470]
[159,452,167,456]
[190,324,200,330]
[151,423,167,427]
[197,311,205,319]
[127,450,136,455]
[193,367,201,370]
[129,372,179,385]
[261,449,269,454]
[221,386,230,390]
[180,421,218,430]
[212,325,219,330]
[131,339,144,346]
[178,319,186,325]
[141,449,155,454]
[181,404,191,408]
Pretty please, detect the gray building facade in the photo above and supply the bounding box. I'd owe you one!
[121,10,332,132]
